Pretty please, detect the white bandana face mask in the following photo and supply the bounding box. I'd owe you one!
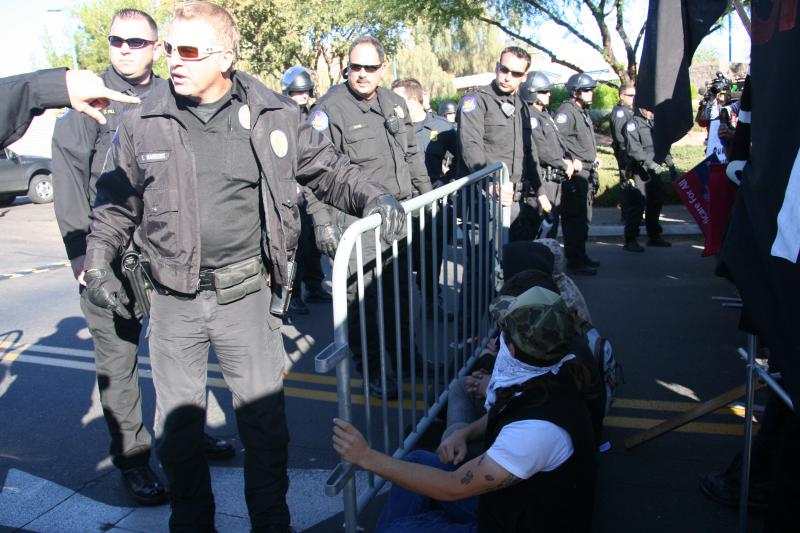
[484,334,575,411]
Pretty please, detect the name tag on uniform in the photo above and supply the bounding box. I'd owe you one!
[137,151,171,164]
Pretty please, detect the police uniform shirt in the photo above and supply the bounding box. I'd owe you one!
[529,105,569,171]
[415,112,457,182]
[310,83,431,200]
[554,100,597,165]
[457,82,526,182]
[623,114,657,168]
[175,85,261,269]
[52,67,164,260]
[610,103,633,151]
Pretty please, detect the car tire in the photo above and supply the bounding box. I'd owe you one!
[0,194,15,207]
[27,173,54,204]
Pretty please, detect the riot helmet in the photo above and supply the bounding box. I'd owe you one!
[281,66,314,97]
[565,72,597,95]
[438,100,457,116]
[519,71,553,104]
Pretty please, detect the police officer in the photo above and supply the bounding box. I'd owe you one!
[280,66,332,315]
[555,72,602,275]
[610,83,636,183]
[309,36,431,398]
[519,71,574,238]
[392,77,457,320]
[621,107,674,251]
[438,100,457,124]
[457,46,543,241]
[51,8,233,507]
[82,3,403,530]
[392,78,457,188]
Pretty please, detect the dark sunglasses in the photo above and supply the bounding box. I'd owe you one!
[579,88,594,93]
[348,63,382,74]
[537,90,550,95]
[108,35,155,49]
[163,41,224,60]
[497,63,526,78]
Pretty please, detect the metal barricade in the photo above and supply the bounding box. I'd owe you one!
[314,162,511,533]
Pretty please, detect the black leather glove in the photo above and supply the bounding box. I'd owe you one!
[364,195,406,244]
[314,223,342,258]
[84,268,132,319]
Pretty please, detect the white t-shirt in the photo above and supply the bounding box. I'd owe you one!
[485,420,573,479]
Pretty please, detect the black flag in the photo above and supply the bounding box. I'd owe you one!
[721,0,800,406]
[637,0,728,162]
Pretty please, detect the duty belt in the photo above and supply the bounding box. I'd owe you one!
[543,166,567,183]
[197,256,264,294]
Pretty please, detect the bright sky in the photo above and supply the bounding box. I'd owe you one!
[1,0,751,78]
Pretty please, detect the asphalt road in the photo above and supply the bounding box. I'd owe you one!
[0,199,763,532]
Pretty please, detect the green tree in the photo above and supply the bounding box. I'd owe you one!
[46,0,172,78]
[397,0,649,86]
[227,0,407,92]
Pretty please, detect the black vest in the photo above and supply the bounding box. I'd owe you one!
[478,368,597,533]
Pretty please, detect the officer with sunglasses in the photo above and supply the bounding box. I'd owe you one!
[51,8,233,508]
[307,35,432,399]
[456,46,544,241]
[82,4,402,530]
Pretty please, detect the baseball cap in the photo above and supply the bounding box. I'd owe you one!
[489,286,575,361]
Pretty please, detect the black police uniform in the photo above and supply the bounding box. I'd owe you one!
[1,68,69,149]
[622,113,670,243]
[85,71,390,530]
[555,99,598,269]
[457,81,541,240]
[309,82,432,395]
[52,67,163,476]
[413,111,457,312]
[529,104,571,237]
[610,102,634,180]
[292,103,329,312]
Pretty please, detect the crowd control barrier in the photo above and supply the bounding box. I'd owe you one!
[314,162,511,533]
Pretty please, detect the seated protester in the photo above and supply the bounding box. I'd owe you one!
[533,238,592,324]
[334,286,598,533]
[442,269,560,454]
[535,237,620,414]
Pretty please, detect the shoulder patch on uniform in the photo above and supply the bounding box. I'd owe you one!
[626,122,637,131]
[394,105,405,119]
[310,110,328,131]
[615,109,624,118]
[55,108,71,120]
[461,96,477,113]
[530,116,539,129]
[556,112,568,124]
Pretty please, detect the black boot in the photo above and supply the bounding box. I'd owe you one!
[623,239,645,252]
[120,465,168,506]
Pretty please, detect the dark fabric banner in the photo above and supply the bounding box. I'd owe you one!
[720,0,800,406]
[637,0,728,162]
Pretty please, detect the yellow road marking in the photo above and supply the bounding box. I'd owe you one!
[0,341,755,435]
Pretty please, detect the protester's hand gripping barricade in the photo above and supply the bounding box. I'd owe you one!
[314,162,511,533]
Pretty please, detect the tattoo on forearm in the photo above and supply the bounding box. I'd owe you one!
[460,470,474,485]
[478,473,520,495]
[477,454,486,466]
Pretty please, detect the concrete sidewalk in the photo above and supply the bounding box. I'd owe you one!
[589,204,700,237]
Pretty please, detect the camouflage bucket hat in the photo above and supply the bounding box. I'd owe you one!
[489,286,575,361]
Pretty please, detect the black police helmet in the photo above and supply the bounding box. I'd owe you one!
[519,71,552,104]
[565,73,597,95]
[281,66,314,97]
[438,100,457,116]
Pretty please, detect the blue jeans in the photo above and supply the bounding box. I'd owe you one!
[376,450,479,533]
